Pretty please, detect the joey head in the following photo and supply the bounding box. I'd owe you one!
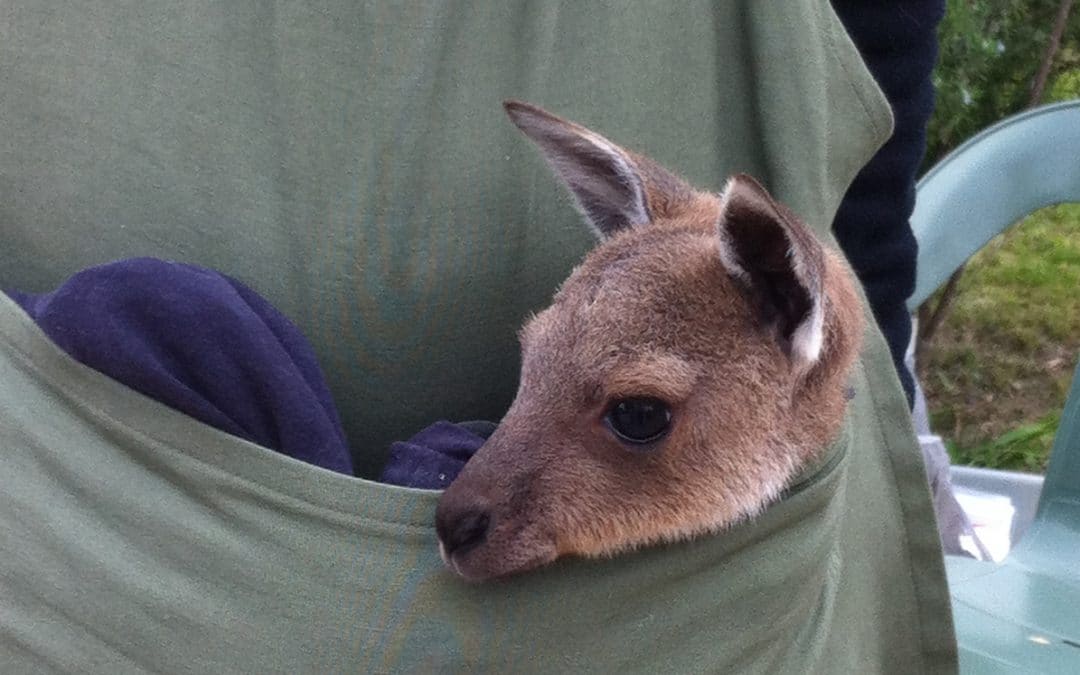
[436,101,863,581]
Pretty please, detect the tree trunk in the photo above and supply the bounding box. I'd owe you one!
[1029,0,1075,106]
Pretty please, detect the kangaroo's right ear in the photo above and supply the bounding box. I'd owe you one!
[717,174,827,370]
[504,100,651,240]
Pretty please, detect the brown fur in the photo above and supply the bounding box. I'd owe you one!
[435,102,864,581]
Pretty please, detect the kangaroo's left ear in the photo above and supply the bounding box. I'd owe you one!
[717,174,827,369]
[504,100,651,240]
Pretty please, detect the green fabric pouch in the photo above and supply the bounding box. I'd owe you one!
[0,1,956,672]
[0,300,937,672]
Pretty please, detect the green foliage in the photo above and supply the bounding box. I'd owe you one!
[1048,66,1080,100]
[927,0,1080,167]
[946,414,1061,471]
[923,205,1080,471]
[950,204,1080,345]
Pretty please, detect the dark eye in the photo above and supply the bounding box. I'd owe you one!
[605,397,672,445]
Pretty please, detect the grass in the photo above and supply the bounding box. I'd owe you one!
[920,203,1080,472]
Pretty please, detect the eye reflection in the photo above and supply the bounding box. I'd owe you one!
[605,397,672,445]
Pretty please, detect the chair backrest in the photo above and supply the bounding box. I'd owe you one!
[908,99,1080,309]
[909,100,1080,570]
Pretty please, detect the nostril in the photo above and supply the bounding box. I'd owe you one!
[437,509,491,558]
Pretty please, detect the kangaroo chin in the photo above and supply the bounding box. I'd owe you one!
[436,101,864,581]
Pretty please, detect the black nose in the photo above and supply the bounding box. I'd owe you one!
[437,508,491,558]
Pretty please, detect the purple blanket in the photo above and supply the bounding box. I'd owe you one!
[381,420,494,489]
[6,258,483,486]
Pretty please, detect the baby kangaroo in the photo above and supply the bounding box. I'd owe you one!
[436,101,864,581]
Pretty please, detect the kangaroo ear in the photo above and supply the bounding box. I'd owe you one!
[504,100,650,239]
[717,174,827,368]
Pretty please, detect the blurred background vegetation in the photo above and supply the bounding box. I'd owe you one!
[918,0,1080,471]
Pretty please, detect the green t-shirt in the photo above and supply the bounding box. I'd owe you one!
[0,1,956,672]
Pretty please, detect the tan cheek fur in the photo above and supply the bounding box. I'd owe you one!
[520,220,863,561]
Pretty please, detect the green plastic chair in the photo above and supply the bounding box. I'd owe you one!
[910,99,1080,673]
